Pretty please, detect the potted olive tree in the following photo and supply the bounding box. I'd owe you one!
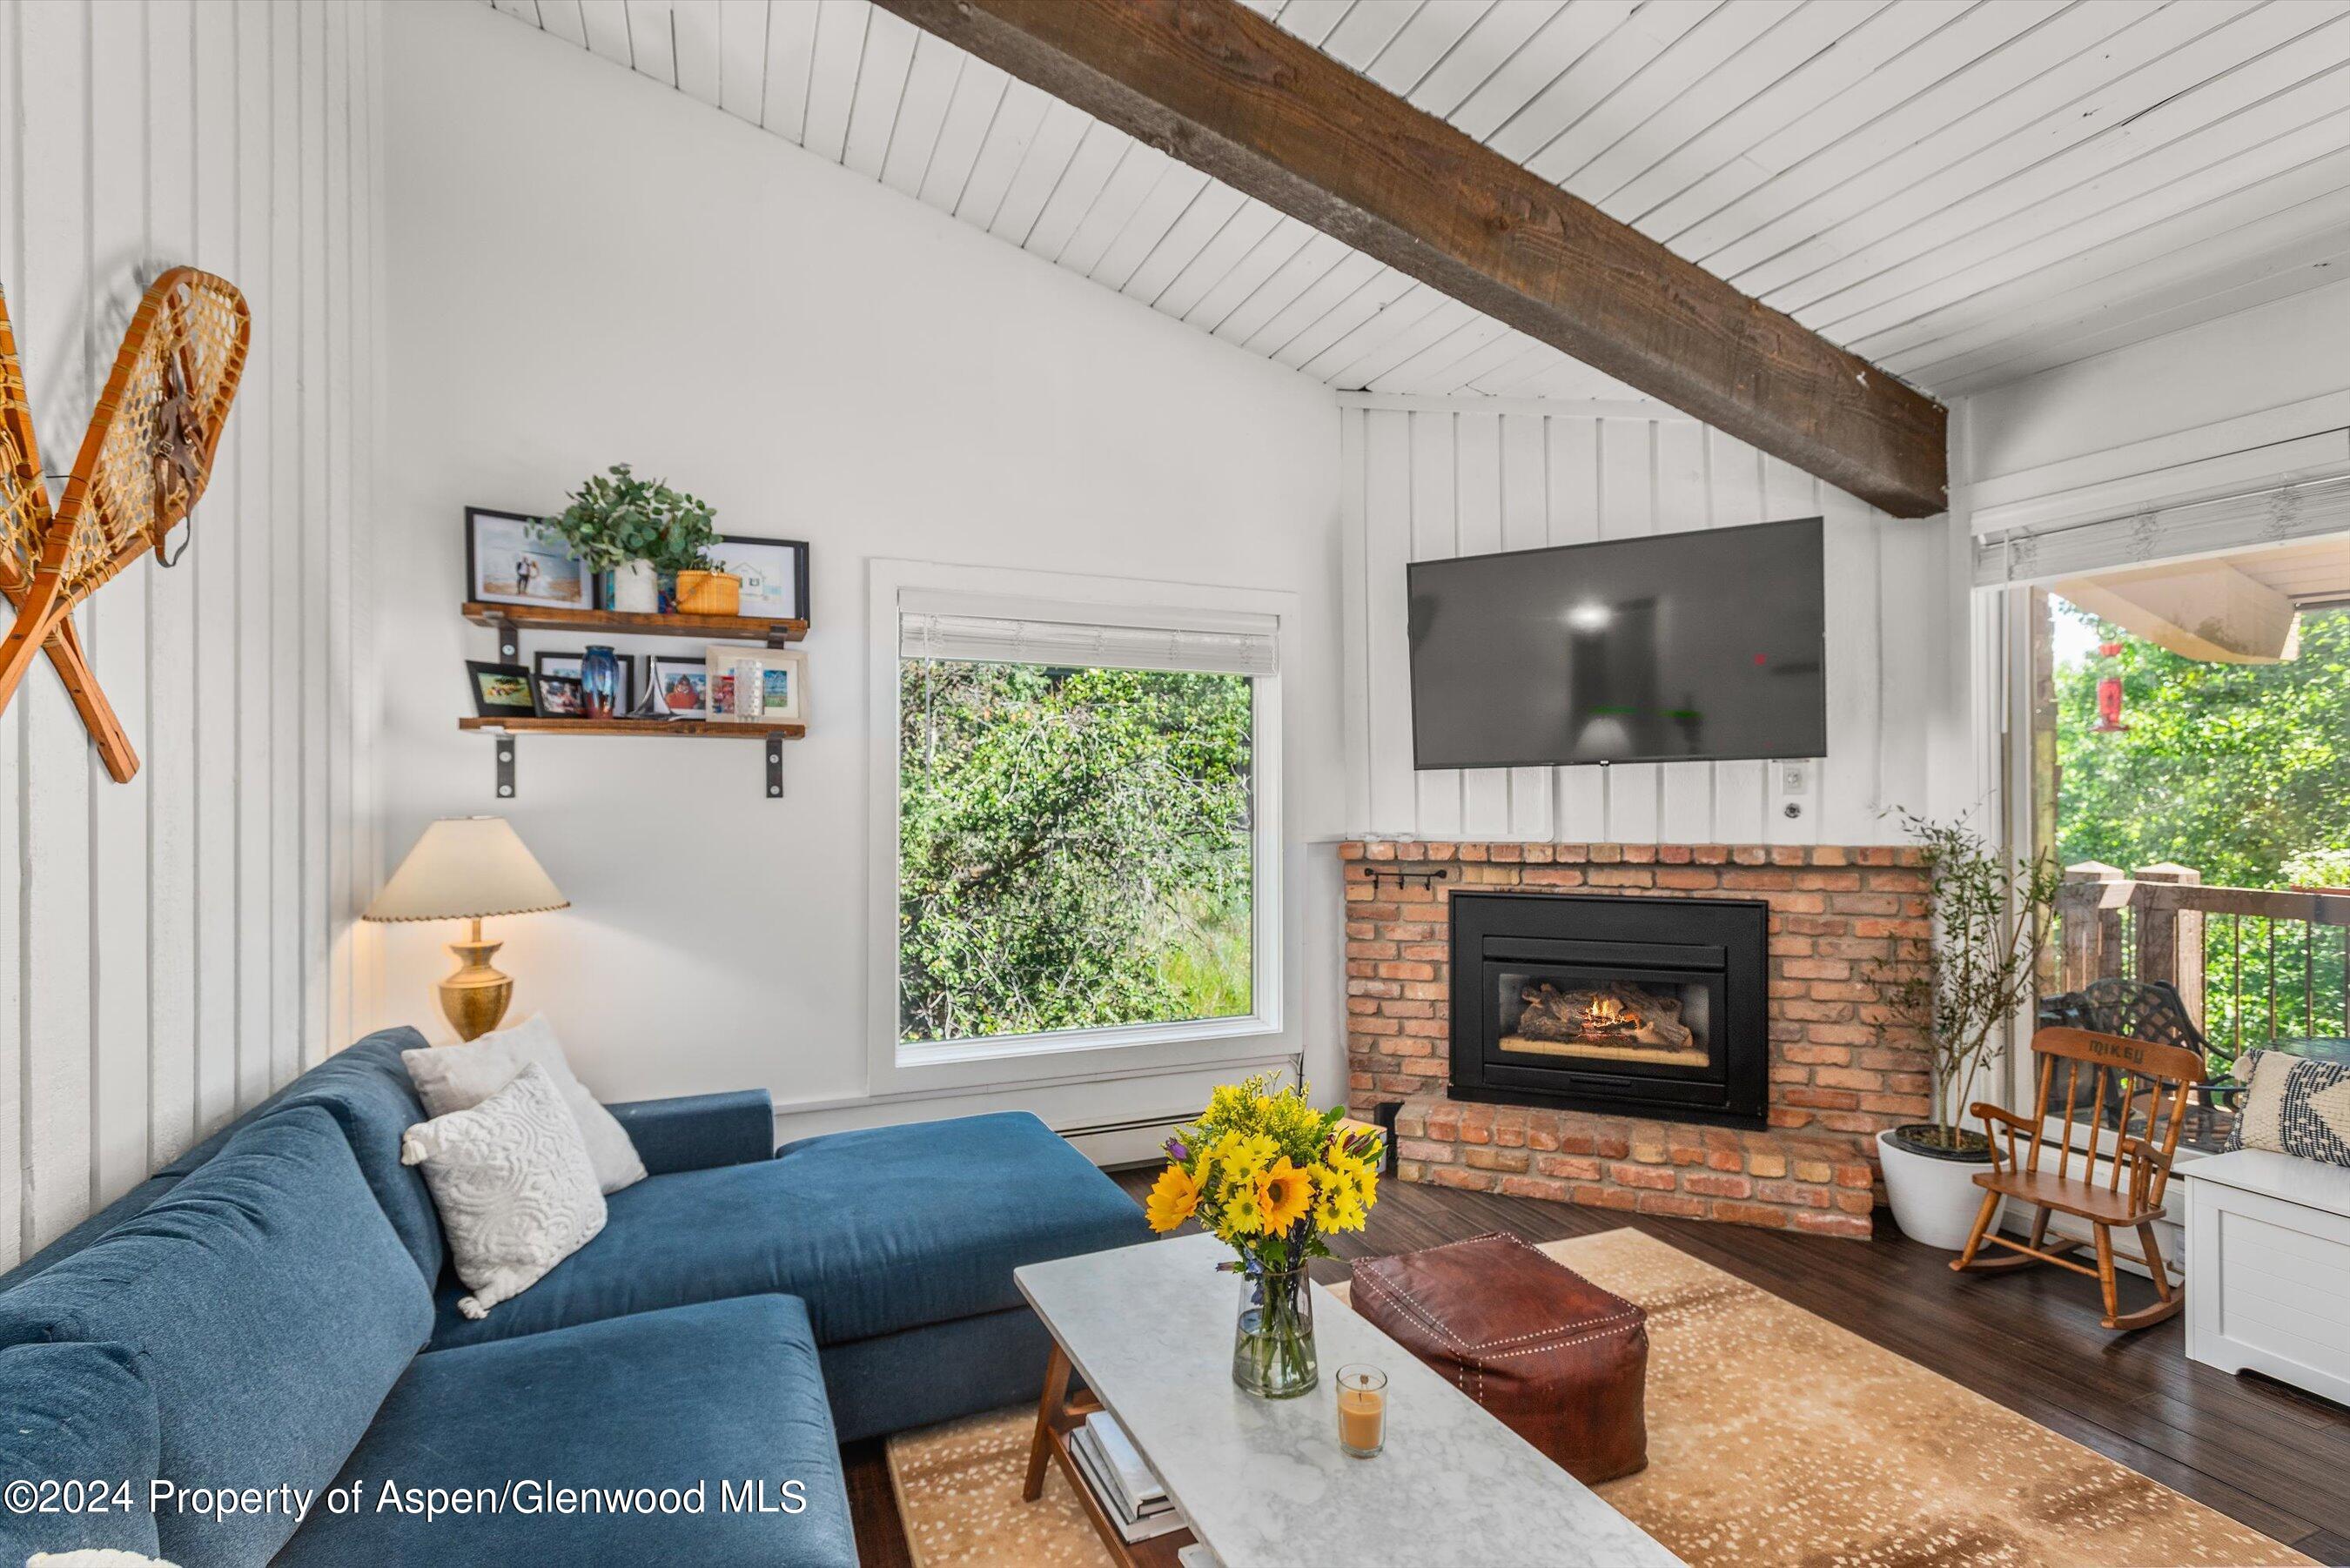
[538,465,722,613]
[1875,810,2063,1249]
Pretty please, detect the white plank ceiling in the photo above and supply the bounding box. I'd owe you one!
[485,0,2350,402]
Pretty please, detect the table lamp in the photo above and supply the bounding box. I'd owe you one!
[363,816,569,1042]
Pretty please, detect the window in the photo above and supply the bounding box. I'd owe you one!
[870,568,1286,1083]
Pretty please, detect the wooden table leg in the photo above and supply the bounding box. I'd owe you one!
[1023,1343,1072,1504]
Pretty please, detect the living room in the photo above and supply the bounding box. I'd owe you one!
[3,0,2348,1564]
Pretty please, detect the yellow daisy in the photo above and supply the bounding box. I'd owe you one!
[1145,1163,1203,1233]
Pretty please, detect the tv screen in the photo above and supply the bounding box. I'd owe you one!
[1407,516,1826,770]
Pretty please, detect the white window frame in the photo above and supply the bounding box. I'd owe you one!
[866,559,1296,1096]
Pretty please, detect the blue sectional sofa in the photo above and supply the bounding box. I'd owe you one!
[0,1027,1150,1566]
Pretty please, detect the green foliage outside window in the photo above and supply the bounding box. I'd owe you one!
[2053,601,2350,1049]
[898,660,1255,1044]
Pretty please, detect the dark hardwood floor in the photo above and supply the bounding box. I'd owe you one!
[844,1169,2350,1566]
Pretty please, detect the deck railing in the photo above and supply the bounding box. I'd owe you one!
[2055,865,2350,1069]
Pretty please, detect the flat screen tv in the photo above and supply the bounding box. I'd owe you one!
[1407,516,1825,770]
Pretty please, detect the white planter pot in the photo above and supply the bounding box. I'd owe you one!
[608,559,660,613]
[1877,1128,1995,1250]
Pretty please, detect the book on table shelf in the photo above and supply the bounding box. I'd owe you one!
[1084,1410,1168,1517]
[1066,1416,1185,1545]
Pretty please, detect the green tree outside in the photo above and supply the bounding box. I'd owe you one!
[897,660,1255,1043]
[2053,600,2350,1049]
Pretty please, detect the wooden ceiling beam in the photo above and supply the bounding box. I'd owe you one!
[872,0,1949,517]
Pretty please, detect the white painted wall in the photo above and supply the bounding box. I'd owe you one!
[0,0,384,1265]
[375,2,1345,1142]
[1340,399,1972,847]
[1957,276,2350,539]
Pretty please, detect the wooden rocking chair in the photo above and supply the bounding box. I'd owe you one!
[1950,1025,2206,1332]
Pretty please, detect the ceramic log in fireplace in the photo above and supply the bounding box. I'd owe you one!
[1448,891,1769,1129]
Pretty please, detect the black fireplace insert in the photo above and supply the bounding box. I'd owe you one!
[1447,891,1769,1129]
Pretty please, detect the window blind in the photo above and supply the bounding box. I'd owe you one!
[1973,471,2350,586]
[898,610,1279,676]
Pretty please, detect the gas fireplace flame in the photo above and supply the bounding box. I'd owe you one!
[1582,995,1640,1032]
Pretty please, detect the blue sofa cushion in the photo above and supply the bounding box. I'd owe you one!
[0,1104,433,1568]
[427,1110,1148,1350]
[0,1029,437,1288]
[268,1027,445,1282]
[607,1088,776,1175]
[277,1295,856,1568]
[0,1342,161,1560]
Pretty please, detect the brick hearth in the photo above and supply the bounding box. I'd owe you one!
[1342,840,1931,1239]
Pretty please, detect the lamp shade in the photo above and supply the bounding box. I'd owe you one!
[362,816,568,922]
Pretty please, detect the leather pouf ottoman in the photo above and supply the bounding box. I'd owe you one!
[1349,1231,1648,1483]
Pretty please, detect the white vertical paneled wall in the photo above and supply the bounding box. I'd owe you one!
[1340,399,1962,848]
[0,0,382,1266]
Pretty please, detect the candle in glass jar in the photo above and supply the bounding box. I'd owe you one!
[1336,1364,1386,1457]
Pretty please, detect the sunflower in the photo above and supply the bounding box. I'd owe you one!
[1252,1157,1313,1235]
[1145,1163,1203,1233]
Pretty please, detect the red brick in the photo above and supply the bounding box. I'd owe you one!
[1683,1171,1755,1200]
[1499,1176,1573,1202]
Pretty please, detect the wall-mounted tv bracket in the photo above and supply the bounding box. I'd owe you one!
[1353,863,1458,894]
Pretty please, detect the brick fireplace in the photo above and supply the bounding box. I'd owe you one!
[1342,840,1932,1238]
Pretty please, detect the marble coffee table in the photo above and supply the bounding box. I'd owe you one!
[1015,1232,1685,1568]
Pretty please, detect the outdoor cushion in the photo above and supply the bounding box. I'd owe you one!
[0,1341,161,1560]
[2232,1049,2350,1168]
[277,1295,856,1568]
[0,1104,433,1568]
[427,1110,1149,1349]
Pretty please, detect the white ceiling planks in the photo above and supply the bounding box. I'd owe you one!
[483,0,2350,403]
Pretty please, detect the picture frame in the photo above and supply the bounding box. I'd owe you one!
[708,647,806,722]
[465,660,540,720]
[534,674,586,718]
[707,533,809,622]
[647,654,709,719]
[534,650,634,717]
[467,506,593,608]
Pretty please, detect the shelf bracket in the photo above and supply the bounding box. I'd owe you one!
[495,734,516,800]
[766,736,785,799]
[486,612,519,663]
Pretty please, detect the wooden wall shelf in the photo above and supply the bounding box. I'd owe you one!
[458,717,805,739]
[458,717,803,798]
[461,600,807,647]
[460,600,807,798]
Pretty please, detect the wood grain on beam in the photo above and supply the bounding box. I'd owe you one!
[874,0,1949,516]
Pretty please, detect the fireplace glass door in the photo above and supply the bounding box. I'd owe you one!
[1494,965,1717,1074]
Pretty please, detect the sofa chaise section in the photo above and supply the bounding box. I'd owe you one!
[421,1109,1152,1438]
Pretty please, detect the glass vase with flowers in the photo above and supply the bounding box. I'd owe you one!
[1145,1075,1383,1399]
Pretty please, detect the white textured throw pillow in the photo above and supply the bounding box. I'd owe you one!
[400,1063,608,1319]
[402,1013,647,1193]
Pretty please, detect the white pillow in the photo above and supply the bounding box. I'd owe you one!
[402,1014,647,1193]
[400,1063,607,1319]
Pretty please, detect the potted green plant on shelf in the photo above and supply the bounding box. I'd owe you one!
[1874,808,2064,1249]
[537,464,731,614]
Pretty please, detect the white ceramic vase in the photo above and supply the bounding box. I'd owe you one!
[1876,1127,1996,1250]
[608,560,660,613]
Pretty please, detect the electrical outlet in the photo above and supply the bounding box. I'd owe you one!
[1777,761,1814,797]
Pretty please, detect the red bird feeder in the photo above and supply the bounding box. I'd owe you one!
[2091,640,2129,733]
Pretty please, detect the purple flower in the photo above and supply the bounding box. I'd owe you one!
[1164,1136,1190,1163]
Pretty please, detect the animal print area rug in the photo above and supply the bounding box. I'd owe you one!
[887,1228,2313,1567]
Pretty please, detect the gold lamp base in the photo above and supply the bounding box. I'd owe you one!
[439,917,514,1042]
